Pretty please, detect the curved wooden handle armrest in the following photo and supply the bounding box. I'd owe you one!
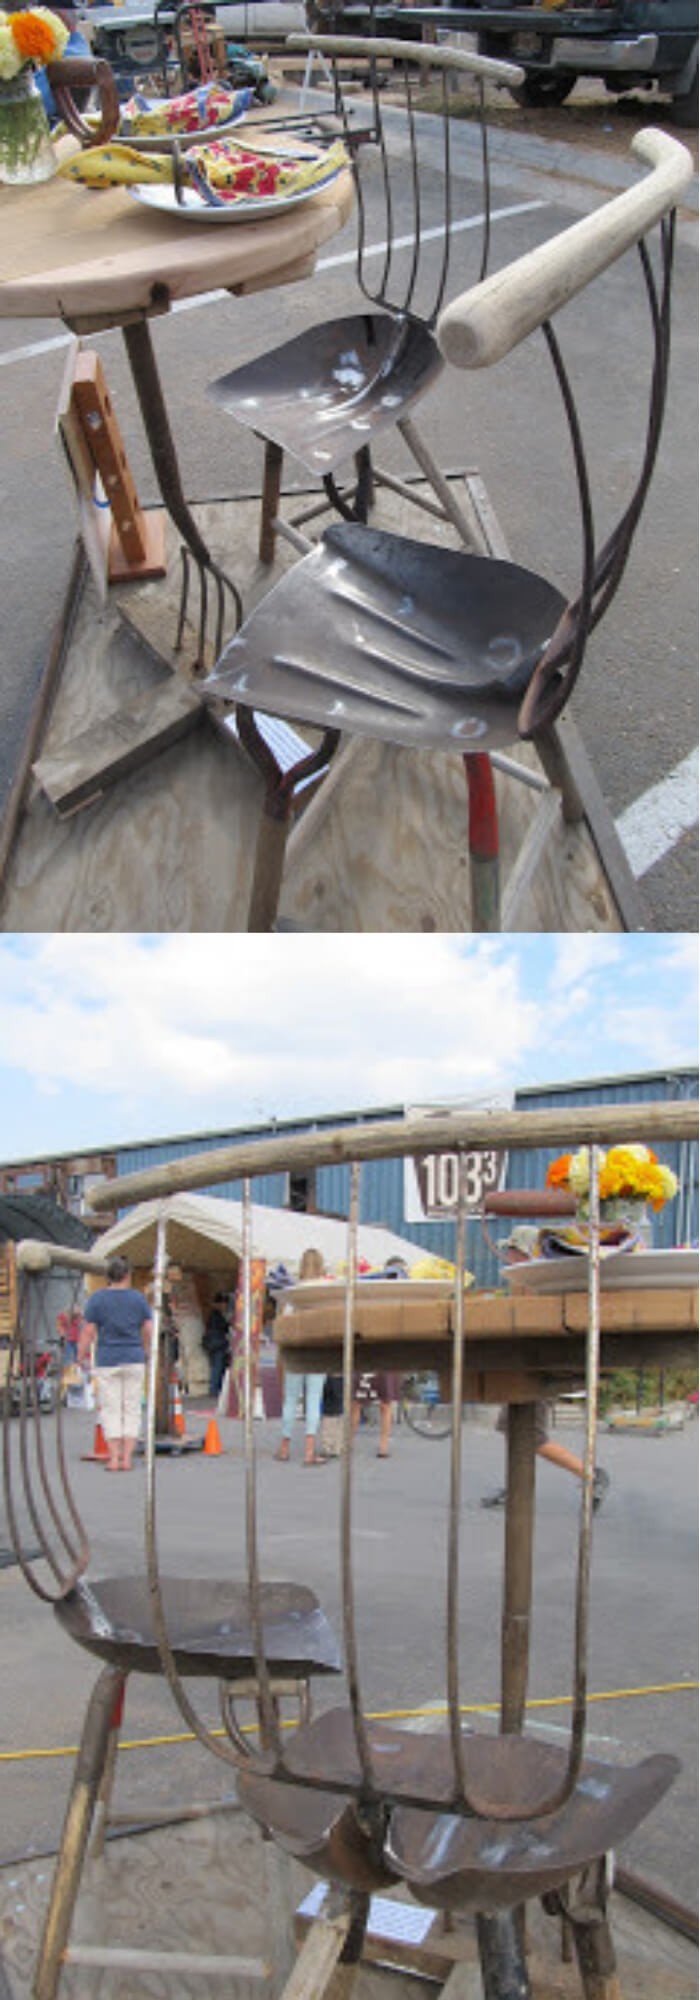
[286,32,524,88]
[45,56,120,146]
[437,129,693,370]
[483,1190,577,1218]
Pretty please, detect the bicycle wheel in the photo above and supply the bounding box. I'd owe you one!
[401,1373,453,1439]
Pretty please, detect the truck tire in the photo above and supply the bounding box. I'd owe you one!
[671,70,698,126]
[511,72,575,106]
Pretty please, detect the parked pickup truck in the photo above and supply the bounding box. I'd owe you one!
[411,0,698,123]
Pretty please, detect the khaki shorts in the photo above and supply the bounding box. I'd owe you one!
[497,1401,550,1449]
[94,1364,145,1440]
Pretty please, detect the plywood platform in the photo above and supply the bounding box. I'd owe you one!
[0,478,643,933]
[0,1802,695,1999]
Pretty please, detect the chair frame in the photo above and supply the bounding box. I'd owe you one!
[2,1243,337,1999]
[75,1096,696,2000]
[214,35,524,565]
[204,121,690,932]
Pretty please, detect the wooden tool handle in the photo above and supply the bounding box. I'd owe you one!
[45,56,120,146]
[437,129,693,370]
[287,32,525,87]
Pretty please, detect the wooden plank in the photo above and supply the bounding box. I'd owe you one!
[551,712,647,933]
[280,1916,351,2000]
[87,1099,697,1209]
[0,560,265,932]
[33,678,203,817]
[0,542,87,901]
[277,1287,698,1351]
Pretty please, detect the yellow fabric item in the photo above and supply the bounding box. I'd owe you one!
[409,1257,474,1285]
[57,142,173,186]
[186,134,347,205]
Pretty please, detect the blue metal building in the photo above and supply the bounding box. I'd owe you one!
[106,1066,697,1290]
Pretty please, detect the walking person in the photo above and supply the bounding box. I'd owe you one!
[274,1247,326,1465]
[352,1372,396,1459]
[202,1292,231,1399]
[79,1256,152,1473]
[481,1227,610,1511]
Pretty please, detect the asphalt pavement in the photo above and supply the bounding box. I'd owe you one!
[1,1406,697,1911]
[0,90,697,929]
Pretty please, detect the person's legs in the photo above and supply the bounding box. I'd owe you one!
[377,1399,393,1457]
[538,1439,585,1478]
[303,1375,326,1464]
[210,1352,225,1397]
[96,1370,122,1470]
[120,1366,144,1471]
[276,1372,299,1458]
[482,1402,609,1511]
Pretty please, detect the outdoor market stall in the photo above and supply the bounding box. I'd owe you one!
[97,1190,430,1400]
[2,1097,696,1997]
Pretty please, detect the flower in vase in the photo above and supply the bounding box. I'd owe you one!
[0,7,68,79]
[546,1144,678,1214]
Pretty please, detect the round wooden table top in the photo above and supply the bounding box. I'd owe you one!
[0,142,354,331]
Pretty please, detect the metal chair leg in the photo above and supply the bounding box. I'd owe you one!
[475,1909,533,2000]
[571,1914,623,2000]
[260,441,284,564]
[33,1664,126,2000]
[533,722,585,825]
[464,752,501,931]
[90,1676,126,1858]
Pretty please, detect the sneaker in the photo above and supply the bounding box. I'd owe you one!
[481,1488,507,1509]
[592,1467,610,1513]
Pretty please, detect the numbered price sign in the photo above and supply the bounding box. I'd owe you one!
[405,1148,507,1222]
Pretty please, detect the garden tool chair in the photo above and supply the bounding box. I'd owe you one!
[2,1239,341,2000]
[101,1157,681,2000]
[202,123,692,933]
[207,35,524,566]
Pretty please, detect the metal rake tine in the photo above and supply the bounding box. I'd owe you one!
[341,1161,376,1793]
[446,1146,601,1823]
[242,1174,284,1764]
[142,1209,256,1773]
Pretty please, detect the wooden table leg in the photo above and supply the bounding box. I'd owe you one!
[501,1401,537,1734]
[33,1664,126,2000]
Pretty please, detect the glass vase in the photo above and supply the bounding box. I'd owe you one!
[577,1196,652,1247]
[0,67,57,185]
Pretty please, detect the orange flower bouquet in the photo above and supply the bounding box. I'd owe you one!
[546,1144,678,1234]
[0,7,68,182]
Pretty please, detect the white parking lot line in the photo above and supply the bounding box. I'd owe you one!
[0,201,545,369]
[614,749,699,879]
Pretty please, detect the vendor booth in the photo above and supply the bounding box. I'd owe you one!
[96,1192,428,1407]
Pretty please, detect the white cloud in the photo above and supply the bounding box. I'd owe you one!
[0,937,544,1133]
[551,937,623,991]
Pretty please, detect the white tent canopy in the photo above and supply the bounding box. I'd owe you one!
[96,1193,427,1280]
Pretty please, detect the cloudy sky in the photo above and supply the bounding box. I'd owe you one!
[0,933,696,1163]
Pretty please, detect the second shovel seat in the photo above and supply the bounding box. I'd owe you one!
[209,310,444,506]
[206,37,520,562]
[204,519,568,755]
[54,1574,343,1683]
[237,1703,680,1910]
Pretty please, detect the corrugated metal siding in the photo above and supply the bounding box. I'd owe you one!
[510,1069,698,1249]
[109,1069,697,1275]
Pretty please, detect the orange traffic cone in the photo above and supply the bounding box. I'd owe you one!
[204,1417,223,1456]
[170,1376,186,1438]
[82,1422,109,1463]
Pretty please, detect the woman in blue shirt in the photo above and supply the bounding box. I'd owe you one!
[80,1255,152,1472]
